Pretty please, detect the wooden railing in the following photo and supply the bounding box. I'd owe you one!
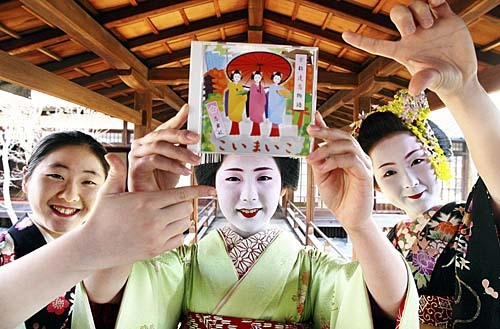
[285,201,349,260]
[184,197,217,245]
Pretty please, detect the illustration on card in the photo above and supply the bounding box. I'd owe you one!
[188,41,318,157]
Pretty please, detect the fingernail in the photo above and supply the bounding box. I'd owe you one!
[308,125,320,132]
[190,154,201,163]
[181,167,191,175]
[186,132,199,141]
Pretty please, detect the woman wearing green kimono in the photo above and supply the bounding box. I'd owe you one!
[74,144,418,328]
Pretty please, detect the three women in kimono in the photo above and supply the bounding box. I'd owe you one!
[346,0,500,327]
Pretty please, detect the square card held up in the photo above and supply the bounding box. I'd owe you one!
[187,41,318,158]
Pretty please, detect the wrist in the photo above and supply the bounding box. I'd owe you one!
[436,75,483,106]
[343,218,378,239]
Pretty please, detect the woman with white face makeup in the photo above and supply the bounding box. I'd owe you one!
[0,131,109,329]
[73,150,418,329]
[348,1,500,328]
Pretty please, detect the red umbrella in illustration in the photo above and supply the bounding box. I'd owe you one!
[226,52,292,87]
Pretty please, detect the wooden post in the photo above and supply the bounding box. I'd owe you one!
[121,120,128,145]
[190,172,199,244]
[353,95,371,120]
[133,91,152,139]
[305,163,315,246]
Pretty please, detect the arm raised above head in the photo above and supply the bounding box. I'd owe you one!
[343,0,500,215]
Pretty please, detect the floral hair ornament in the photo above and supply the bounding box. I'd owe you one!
[351,89,452,181]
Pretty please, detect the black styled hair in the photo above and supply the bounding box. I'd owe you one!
[251,70,262,80]
[271,71,282,79]
[194,156,300,190]
[357,111,452,157]
[25,131,109,180]
[230,70,242,81]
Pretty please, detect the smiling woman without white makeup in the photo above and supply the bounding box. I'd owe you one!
[0,131,108,329]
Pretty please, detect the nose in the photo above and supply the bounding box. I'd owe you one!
[403,170,419,189]
[58,181,80,202]
[240,180,257,202]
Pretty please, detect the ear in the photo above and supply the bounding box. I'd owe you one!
[280,187,287,198]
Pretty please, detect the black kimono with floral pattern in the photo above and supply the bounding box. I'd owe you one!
[0,216,74,329]
[388,178,500,328]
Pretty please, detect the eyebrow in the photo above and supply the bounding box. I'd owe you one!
[224,167,274,172]
[48,163,102,176]
[377,148,421,169]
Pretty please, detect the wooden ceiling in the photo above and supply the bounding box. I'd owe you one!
[0,0,499,132]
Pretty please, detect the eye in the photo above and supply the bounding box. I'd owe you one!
[47,173,64,180]
[383,170,396,177]
[225,176,240,182]
[257,175,272,181]
[83,180,98,186]
[411,158,425,166]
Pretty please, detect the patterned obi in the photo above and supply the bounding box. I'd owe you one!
[183,312,312,329]
[419,295,453,328]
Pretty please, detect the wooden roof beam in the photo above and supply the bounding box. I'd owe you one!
[127,10,247,51]
[248,0,264,43]
[264,11,366,54]
[97,0,212,28]
[149,68,190,84]
[0,29,66,55]
[302,0,399,36]
[319,57,398,116]
[264,34,361,72]
[0,49,142,124]
[20,0,184,110]
[148,66,358,89]
[145,33,247,68]
[448,0,499,24]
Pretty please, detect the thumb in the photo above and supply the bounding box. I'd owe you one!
[408,68,441,95]
[99,153,127,196]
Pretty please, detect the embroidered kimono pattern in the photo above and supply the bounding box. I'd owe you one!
[0,216,75,329]
[73,227,419,329]
[388,177,500,328]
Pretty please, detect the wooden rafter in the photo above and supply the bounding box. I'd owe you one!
[248,0,264,43]
[20,0,185,111]
[0,49,147,125]
[97,0,212,28]
[127,10,247,51]
[264,34,362,72]
[302,0,399,36]
[264,11,365,54]
[0,29,68,55]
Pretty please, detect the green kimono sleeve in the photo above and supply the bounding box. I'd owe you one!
[305,249,419,329]
[72,249,187,329]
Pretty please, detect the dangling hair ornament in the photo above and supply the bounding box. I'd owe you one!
[351,89,452,181]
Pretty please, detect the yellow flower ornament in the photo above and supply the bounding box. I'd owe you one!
[351,89,452,181]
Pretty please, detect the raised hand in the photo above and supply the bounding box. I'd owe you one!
[79,153,216,270]
[306,112,374,232]
[342,0,476,96]
[128,104,202,192]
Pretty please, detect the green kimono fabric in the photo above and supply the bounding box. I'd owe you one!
[73,230,419,328]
